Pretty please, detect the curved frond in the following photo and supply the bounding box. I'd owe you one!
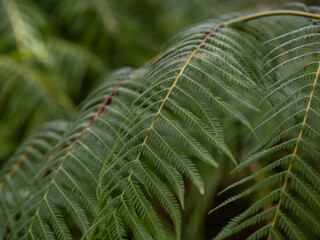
[1,68,143,239]
[92,12,275,240]
[2,4,320,240]
[0,120,68,239]
[215,19,320,240]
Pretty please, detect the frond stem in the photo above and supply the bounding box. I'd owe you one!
[223,10,320,25]
[267,59,320,239]
[26,70,132,236]
[0,130,48,190]
[121,9,320,199]
[102,9,320,238]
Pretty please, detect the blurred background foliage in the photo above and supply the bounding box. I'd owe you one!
[0,0,318,238]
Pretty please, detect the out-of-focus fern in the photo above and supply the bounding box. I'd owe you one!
[0,0,107,163]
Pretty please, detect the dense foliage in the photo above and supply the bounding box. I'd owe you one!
[1,1,320,240]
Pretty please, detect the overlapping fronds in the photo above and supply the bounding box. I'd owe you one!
[2,3,320,240]
[90,13,278,240]
[0,120,68,239]
[214,19,320,240]
[1,68,144,239]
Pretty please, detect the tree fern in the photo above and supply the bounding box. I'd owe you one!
[2,3,320,240]
[0,68,142,239]
[90,14,271,240]
[214,13,320,240]
[0,120,68,239]
[92,9,320,240]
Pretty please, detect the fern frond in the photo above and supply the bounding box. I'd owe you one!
[92,12,278,240]
[215,19,320,240]
[0,120,68,238]
[3,5,320,240]
[2,68,142,239]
